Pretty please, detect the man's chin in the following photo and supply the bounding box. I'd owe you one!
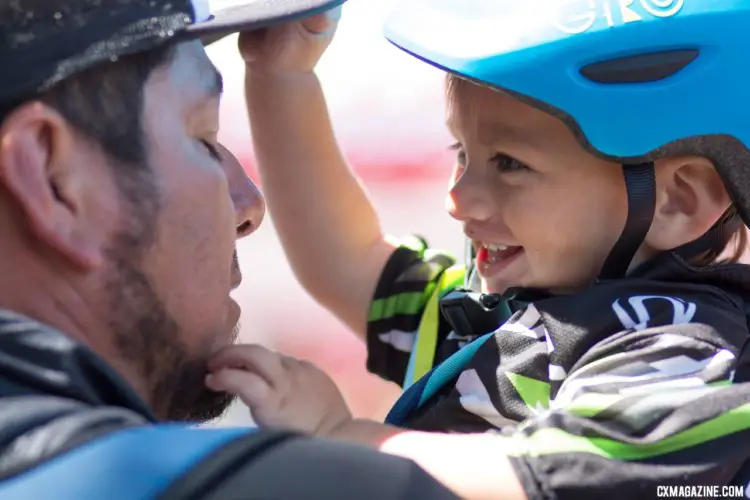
[231,321,241,344]
[190,391,237,423]
[168,387,237,423]
[190,326,241,423]
[154,353,237,423]
[173,325,241,423]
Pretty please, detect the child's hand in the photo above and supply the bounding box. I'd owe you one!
[206,344,352,435]
[237,6,341,75]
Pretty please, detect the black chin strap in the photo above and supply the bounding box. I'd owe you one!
[598,161,737,279]
[598,162,656,280]
[500,162,658,308]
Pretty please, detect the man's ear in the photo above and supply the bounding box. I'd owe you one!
[646,155,731,251]
[0,102,103,269]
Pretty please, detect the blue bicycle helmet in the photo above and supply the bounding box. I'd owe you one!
[384,0,750,281]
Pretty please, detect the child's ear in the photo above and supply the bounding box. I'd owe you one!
[646,155,731,251]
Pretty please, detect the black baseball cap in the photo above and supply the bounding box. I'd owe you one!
[0,0,346,104]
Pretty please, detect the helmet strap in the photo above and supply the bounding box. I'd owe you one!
[598,162,656,280]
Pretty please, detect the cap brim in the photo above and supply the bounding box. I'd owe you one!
[186,0,347,45]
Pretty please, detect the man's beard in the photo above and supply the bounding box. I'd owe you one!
[102,186,238,422]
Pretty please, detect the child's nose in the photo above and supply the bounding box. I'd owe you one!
[446,165,495,223]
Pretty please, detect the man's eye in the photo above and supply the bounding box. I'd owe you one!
[200,140,222,162]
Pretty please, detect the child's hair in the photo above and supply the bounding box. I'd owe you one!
[445,73,748,267]
[694,206,747,266]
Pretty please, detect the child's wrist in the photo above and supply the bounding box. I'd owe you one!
[324,418,405,448]
[244,64,317,83]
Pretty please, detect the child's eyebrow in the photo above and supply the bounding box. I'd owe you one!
[477,120,545,151]
[444,119,459,138]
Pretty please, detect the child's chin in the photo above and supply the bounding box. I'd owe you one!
[481,279,514,295]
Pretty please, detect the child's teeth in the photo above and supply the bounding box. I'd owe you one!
[487,244,508,252]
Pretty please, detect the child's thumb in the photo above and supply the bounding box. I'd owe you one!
[301,6,342,36]
[237,29,269,62]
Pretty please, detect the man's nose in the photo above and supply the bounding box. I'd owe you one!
[218,144,266,239]
[233,176,266,239]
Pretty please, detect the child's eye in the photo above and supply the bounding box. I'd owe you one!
[491,153,530,173]
[448,142,467,165]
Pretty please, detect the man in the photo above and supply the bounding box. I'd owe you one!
[0,0,459,498]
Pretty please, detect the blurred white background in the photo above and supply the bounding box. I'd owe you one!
[206,0,464,426]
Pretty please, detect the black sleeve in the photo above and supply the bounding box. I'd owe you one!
[366,236,463,387]
[160,430,460,500]
[0,395,147,481]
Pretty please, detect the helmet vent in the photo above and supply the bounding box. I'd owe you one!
[580,49,699,84]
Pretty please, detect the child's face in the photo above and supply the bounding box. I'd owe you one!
[445,79,632,295]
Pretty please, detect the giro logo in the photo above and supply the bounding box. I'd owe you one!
[554,0,684,35]
[612,295,697,331]
[641,0,684,17]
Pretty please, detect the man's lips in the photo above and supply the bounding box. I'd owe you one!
[228,297,241,326]
[231,251,242,290]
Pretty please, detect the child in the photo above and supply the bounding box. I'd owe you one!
[207,2,750,499]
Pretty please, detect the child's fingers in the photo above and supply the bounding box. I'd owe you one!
[237,29,270,62]
[206,368,271,407]
[208,345,285,388]
[300,7,341,35]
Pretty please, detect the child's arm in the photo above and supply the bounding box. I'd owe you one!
[209,295,750,500]
[240,11,396,338]
[206,344,528,500]
[325,420,528,500]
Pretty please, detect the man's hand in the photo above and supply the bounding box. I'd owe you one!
[206,344,352,435]
[238,6,341,75]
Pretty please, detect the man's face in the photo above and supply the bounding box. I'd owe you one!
[104,41,264,421]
